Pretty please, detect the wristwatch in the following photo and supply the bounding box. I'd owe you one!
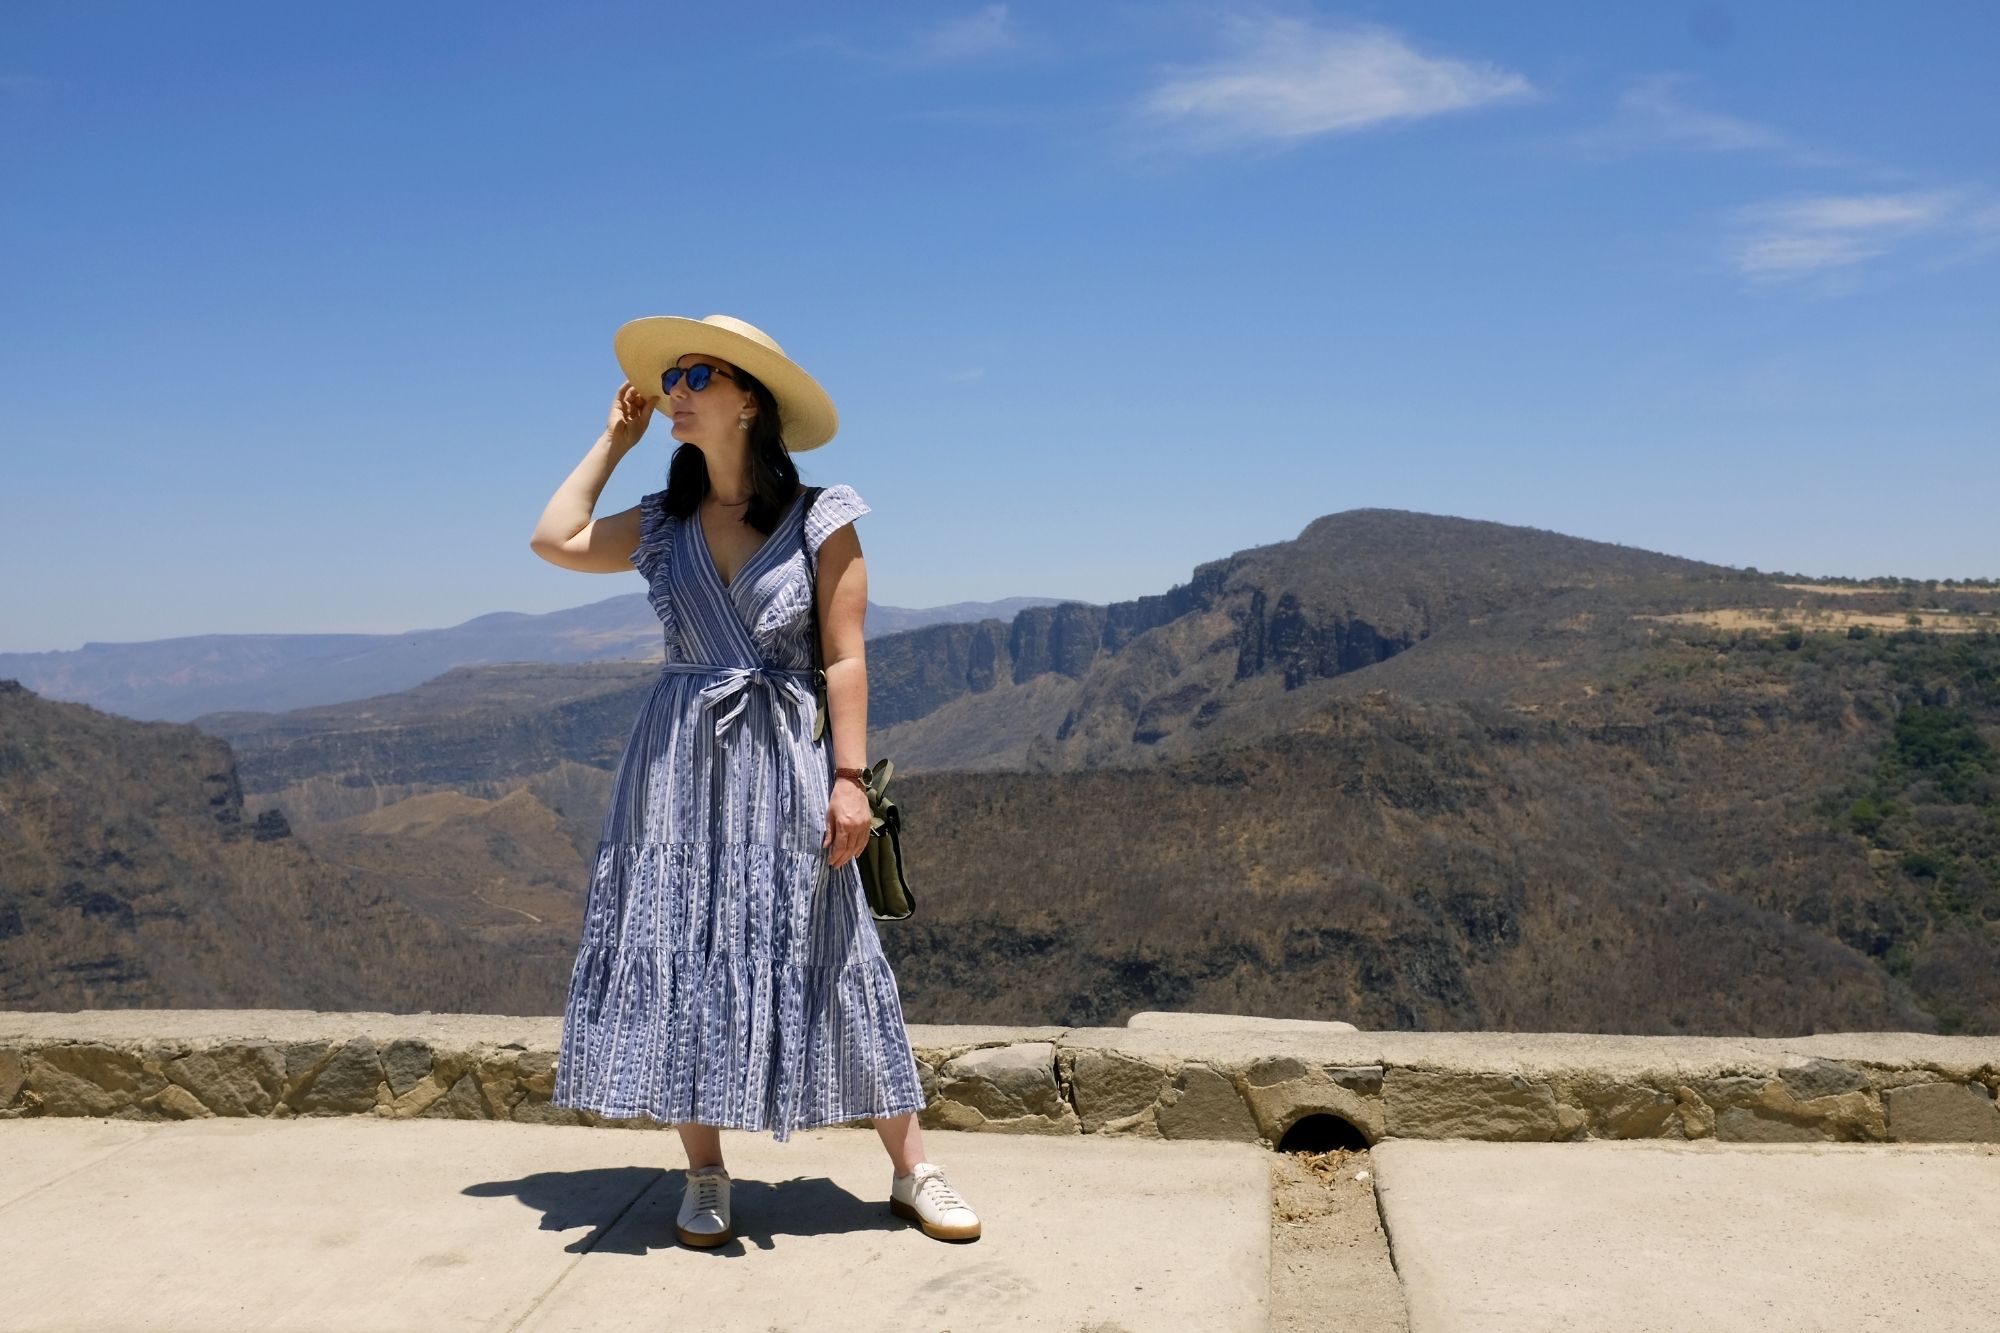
[834,766,869,791]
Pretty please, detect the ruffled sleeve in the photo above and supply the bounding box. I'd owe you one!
[803,483,871,561]
[628,490,671,582]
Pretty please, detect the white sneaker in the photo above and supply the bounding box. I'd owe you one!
[676,1164,733,1247]
[890,1161,981,1241]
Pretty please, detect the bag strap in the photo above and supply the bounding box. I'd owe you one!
[798,486,825,684]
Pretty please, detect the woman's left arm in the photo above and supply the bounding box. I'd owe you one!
[817,523,871,868]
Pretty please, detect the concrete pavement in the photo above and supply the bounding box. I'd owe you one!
[1371,1138,2000,1332]
[7,1097,2000,1330]
[0,1117,1270,1333]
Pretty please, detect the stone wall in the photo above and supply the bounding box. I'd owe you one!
[3,1011,1998,1145]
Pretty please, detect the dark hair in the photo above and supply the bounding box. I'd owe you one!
[661,365,802,534]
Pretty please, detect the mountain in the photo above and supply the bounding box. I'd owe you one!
[0,680,550,1012]
[195,508,1735,800]
[0,592,1066,724]
[865,508,1735,770]
[193,662,659,826]
[5,506,1994,1035]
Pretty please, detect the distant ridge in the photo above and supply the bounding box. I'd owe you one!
[0,591,1067,723]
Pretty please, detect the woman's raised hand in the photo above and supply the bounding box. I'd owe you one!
[606,381,659,450]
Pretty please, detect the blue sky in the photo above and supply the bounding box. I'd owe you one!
[3,2,1995,654]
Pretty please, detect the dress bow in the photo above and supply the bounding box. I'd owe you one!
[691,665,816,748]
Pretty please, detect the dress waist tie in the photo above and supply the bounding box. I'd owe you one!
[658,662,817,750]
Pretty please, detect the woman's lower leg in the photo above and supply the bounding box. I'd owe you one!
[677,1121,724,1171]
[676,1114,923,1174]
[872,1110,926,1176]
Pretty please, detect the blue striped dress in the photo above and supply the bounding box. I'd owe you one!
[550,482,928,1140]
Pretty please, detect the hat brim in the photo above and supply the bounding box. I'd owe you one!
[614,316,840,451]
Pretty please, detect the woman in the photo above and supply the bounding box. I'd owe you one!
[529,313,980,1247]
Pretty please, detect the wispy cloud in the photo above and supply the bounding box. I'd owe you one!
[1728,189,1999,283]
[1546,73,1989,292]
[1131,15,1534,152]
[944,367,988,384]
[1580,73,1792,156]
[1556,72,1868,174]
[912,5,1019,63]
[801,5,1025,69]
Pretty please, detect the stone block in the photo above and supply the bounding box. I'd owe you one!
[165,1046,287,1117]
[1716,1105,1827,1142]
[1777,1058,1869,1101]
[1096,1106,1164,1138]
[151,1083,214,1119]
[282,1041,334,1087]
[1668,1085,1716,1138]
[417,1071,490,1120]
[514,1050,556,1098]
[509,1096,589,1126]
[1067,1048,1169,1133]
[1700,1075,1881,1142]
[291,1037,384,1114]
[912,1054,939,1107]
[919,1098,985,1132]
[388,1072,451,1118]
[1594,1086,1681,1138]
[0,1047,24,1107]
[1551,1074,1683,1139]
[1693,1075,1772,1106]
[1155,1062,1262,1144]
[1325,1066,1385,1094]
[381,1039,434,1096]
[1384,1071,1562,1141]
[939,1043,1059,1116]
[1886,1081,2000,1143]
[1245,1055,1311,1086]
[26,1043,164,1117]
[475,1053,527,1118]
[1239,1056,1384,1145]
[935,1042,1077,1134]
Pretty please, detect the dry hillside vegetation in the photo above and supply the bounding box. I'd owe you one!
[8,509,1995,1034]
[0,682,549,1012]
[1638,607,1990,634]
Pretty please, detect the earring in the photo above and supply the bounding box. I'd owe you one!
[738,415,751,429]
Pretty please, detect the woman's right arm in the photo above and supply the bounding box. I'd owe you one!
[528,383,657,573]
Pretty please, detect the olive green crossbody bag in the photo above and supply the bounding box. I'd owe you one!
[799,487,916,921]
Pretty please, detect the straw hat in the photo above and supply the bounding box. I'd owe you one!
[613,314,840,451]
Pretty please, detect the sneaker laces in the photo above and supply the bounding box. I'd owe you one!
[688,1174,724,1215]
[916,1169,967,1213]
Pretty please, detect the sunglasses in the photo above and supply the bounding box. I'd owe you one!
[661,363,742,394]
